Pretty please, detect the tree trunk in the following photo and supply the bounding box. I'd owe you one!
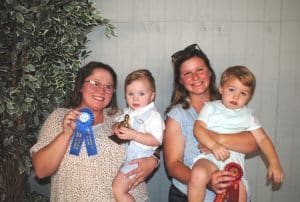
[4,157,28,202]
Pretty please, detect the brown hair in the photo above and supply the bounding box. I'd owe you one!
[166,44,220,113]
[65,61,119,115]
[125,69,156,93]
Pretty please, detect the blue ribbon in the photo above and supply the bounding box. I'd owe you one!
[69,108,97,156]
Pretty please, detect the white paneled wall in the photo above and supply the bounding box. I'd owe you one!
[87,0,300,201]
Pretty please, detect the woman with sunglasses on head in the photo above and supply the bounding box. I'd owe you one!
[163,44,258,202]
[31,61,158,201]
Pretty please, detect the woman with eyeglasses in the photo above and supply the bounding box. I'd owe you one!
[31,61,158,201]
[163,44,258,202]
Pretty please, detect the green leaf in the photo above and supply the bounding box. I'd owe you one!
[36,46,44,52]
[0,104,5,113]
[41,0,50,6]
[18,161,26,174]
[24,74,37,82]
[6,0,13,4]
[41,98,49,104]
[15,5,29,14]
[34,113,39,126]
[16,42,24,50]
[6,102,14,110]
[15,12,24,23]
[3,136,14,147]
[25,98,33,103]
[33,82,41,89]
[24,64,35,72]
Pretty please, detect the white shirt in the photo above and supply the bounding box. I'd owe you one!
[115,102,165,150]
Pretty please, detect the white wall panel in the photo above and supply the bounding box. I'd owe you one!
[231,0,248,21]
[282,0,300,21]
[247,0,266,21]
[85,1,300,201]
[149,0,165,21]
[229,23,248,66]
[265,0,281,21]
[165,0,182,21]
[198,0,215,21]
[214,0,231,21]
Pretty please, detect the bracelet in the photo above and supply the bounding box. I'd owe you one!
[151,152,160,168]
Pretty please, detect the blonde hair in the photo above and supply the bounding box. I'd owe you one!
[220,65,256,96]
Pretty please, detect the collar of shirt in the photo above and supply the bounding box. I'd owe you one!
[125,102,155,118]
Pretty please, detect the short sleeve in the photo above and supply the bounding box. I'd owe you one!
[144,111,165,143]
[247,110,261,131]
[197,102,215,124]
[166,105,183,124]
[30,108,68,156]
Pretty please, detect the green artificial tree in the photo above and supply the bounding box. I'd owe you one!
[0,0,116,201]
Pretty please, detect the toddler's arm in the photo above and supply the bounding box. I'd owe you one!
[251,128,284,184]
[194,120,229,161]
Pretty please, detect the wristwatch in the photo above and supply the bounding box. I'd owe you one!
[151,152,160,168]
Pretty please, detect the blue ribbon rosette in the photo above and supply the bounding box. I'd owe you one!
[69,108,97,156]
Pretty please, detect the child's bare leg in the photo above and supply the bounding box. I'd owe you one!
[188,159,218,202]
[112,172,135,202]
[238,181,247,202]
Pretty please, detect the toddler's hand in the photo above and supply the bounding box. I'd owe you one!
[211,143,230,161]
[267,163,284,184]
[116,127,137,140]
[112,123,121,135]
[198,143,210,153]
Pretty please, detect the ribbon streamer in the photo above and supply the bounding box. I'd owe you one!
[69,108,97,156]
[214,162,243,202]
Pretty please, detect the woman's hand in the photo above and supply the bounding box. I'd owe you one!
[210,170,235,194]
[207,130,258,154]
[62,109,80,137]
[126,156,158,190]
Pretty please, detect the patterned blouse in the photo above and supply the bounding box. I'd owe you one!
[30,108,148,202]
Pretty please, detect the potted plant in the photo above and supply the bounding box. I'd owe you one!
[0,0,115,201]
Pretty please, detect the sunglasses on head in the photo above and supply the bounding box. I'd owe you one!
[171,43,202,64]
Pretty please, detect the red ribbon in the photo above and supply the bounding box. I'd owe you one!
[214,162,243,202]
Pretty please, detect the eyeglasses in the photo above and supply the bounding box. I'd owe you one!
[84,80,114,93]
[171,43,201,64]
